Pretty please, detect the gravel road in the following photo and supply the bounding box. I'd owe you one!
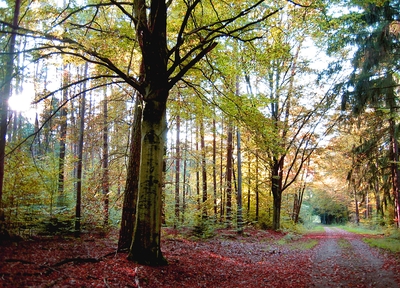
[310,227,398,288]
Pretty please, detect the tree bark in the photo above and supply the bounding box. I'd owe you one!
[57,64,69,208]
[128,98,168,265]
[174,114,180,228]
[225,122,233,227]
[74,63,88,237]
[236,127,243,234]
[213,117,217,218]
[271,156,284,231]
[182,120,188,223]
[118,97,142,250]
[102,94,109,227]
[255,151,259,222]
[200,119,207,219]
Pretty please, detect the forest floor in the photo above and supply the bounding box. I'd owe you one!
[0,226,399,287]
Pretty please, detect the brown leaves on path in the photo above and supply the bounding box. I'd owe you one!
[0,227,399,288]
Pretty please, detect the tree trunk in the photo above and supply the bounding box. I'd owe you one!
[200,119,207,219]
[118,97,142,250]
[389,119,400,227]
[213,117,217,218]
[236,127,243,234]
[57,64,69,208]
[374,154,383,218]
[0,0,21,208]
[74,63,88,237]
[182,120,188,223]
[102,94,109,228]
[128,97,168,265]
[292,159,308,224]
[255,151,259,222]
[354,184,360,225]
[174,114,180,228]
[225,122,233,227]
[271,157,283,230]
[386,73,400,227]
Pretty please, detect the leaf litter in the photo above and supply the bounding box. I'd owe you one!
[0,227,399,287]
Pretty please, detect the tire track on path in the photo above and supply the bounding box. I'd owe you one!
[310,227,398,288]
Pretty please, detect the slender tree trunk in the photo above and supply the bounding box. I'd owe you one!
[75,63,88,237]
[174,114,180,228]
[220,120,224,222]
[354,184,360,225]
[236,127,243,234]
[196,127,200,209]
[374,154,383,218]
[200,119,207,219]
[213,117,217,218]
[271,156,284,231]
[386,73,400,227]
[225,122,233,227]
[389,119,400,227]
[292,159,308,224]
[102,94,109,227]
[118,97,142,250]
[57,64,69,208]
[247,153,251,221]
[255,151,259,222]
[0,0,21,208]
[182,120,188,223]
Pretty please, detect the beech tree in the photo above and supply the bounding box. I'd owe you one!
[16,0,280,265]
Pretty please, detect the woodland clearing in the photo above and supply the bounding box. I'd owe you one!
[0,227,399,287]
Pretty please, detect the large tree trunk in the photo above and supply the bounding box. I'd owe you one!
[118,97,142,250]
[127,97,168,265]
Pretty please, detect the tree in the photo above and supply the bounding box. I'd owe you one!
[124,0,281,264]
[333,0,400,226]
[7,0,285,264]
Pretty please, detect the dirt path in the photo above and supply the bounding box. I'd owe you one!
[0,227,399,287]
[310,227,398,288]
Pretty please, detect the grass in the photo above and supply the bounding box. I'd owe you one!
[337,238,352,249]
[306,224,326,232]
[337,224,400,253]
[337,224,382,235]
[277,233,319,251]
[363,237,400,253]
